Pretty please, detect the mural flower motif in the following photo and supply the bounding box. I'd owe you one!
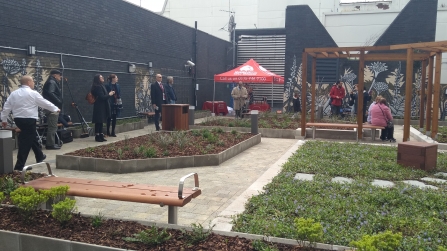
[373,82,388,94]
[2,59,21,75]
[367,62,388,92]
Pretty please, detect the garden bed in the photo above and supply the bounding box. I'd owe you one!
[56,129,261,173]
[232,141,447,250]
[0,207,334,251]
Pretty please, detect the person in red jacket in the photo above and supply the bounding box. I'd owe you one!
[330,81,345,118]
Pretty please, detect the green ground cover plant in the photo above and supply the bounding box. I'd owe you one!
[412,125,447,143]
[232,141,447,250]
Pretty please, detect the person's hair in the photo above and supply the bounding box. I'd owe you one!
[379,97,388,105]
[167,76,173,82]
[91,74,103,91]
[336,80,341,85]
[375,95,382,103]
[107,74,117,82]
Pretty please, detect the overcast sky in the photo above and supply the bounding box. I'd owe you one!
[124,0,379,12]
[124,0,165,12]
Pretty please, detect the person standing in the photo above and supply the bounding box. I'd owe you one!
[350,84,371,122]
[231,81,248,118]
[329,81,345,118]
[42,69,63,150]
[164,76,177,104]
[150,74,167,131]
[105,74,122,137]
[1,76,59,171]
[291,91,301,119]
[91,74,114,142]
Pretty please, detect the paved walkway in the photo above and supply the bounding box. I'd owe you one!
[14,122,415,228]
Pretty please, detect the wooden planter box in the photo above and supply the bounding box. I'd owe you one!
[397,141,438,171]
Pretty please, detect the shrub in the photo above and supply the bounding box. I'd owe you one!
[211,127,224,134]
[0,177,18,195]
[117,148,123,160]
[191,130,201,137]
[294,217,324,245]
[0,191,5,203]
[39,185,69,204]
[252,239,279,251]
[51,198,76,223]
[181,223,214,245]
[92,211,105,228]
[349,231,403,251]
[144,147,157,158]
[123,226,171,246]
[10,187,48,217]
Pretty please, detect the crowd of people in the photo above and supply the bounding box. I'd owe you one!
[0,71,181,171]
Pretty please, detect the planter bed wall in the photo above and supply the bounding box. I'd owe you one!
[191,125,374,140]
[0,221,351,251]
[409,126,447,150]
[56,134,261,173]
[69,121,146,138]
[194,110,211,119]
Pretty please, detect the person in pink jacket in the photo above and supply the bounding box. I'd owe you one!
[370,97,396,142]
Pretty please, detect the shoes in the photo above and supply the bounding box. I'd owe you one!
[100,133,107,141]
[37,154,46,163]
[110,133,117,137]
[389,138,396,143]
[46,145,61,150]
[95,135,103,142]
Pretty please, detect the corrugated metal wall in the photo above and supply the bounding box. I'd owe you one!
[237,35,285,105]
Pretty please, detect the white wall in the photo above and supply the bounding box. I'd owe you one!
[162,0,447,83]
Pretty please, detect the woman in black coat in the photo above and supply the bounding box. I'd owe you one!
[91,74,114,142]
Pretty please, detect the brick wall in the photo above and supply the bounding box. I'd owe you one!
[0,0,231,121]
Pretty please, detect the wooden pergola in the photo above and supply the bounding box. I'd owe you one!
[301,41,447,142]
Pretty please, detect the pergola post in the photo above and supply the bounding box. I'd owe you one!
[431,52,442,139]
[311,57,316,122]
[403,48,414,142]
[300,52,308,136]
[357,50,365,140]
[426,56,434,134]
[419,60,427,129]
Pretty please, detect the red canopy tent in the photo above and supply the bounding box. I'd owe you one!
[213,59,283,110]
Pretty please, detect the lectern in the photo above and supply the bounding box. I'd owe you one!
[162,104,189,131]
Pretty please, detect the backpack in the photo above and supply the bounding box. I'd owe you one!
[85,92,96,104]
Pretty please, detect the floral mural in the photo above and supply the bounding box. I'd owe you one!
[0,53,58,126]
[284,55,431,118]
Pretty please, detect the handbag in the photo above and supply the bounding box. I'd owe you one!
[85,92,96,104]
[378,105,393,128]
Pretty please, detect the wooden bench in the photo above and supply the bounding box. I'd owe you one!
[138,112,156,123]
[20,163,201,224]
[306,123,385,141]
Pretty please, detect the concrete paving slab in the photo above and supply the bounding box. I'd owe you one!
[402,180,439,190]
[371,179,395,188]
[294,173,315,181]
[332,177,353,184]
[421,177,447,184]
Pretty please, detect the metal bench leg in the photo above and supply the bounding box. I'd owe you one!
[168,206,178,224]
[372,129,376,141]
[312,127,316,139]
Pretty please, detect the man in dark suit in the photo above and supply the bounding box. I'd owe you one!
[150,74,167,131]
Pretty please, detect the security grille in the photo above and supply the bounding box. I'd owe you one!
[237,35,285,104]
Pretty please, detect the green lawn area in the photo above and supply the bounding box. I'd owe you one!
[232,141,447,250]
[412,125,447,143]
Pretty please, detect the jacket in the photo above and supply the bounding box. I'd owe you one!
[330,85,345,106]
[231,86,248,110]
[42,76,62,108]
[150,82,167,110]
[164,83,177,102]
[350,91,371,114]
[91,84,111,123]
[370,103,393,127]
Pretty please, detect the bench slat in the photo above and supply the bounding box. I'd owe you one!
[23,177,201,207]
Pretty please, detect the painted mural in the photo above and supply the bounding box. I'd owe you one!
[134,67,155,114]
[283,55,442,119]
[0,53,58,126]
